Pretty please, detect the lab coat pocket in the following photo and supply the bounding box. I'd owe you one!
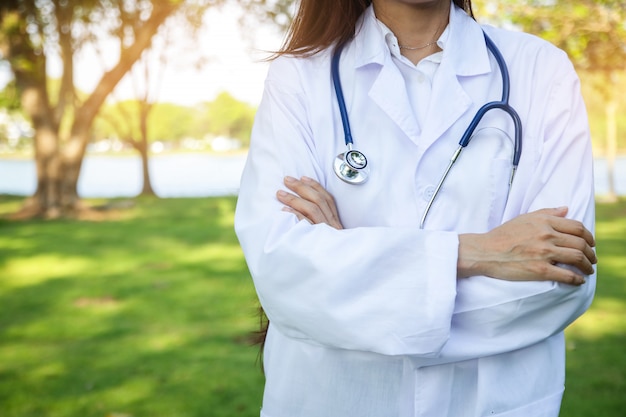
[433,126,515,232]
[488,157,512,228]
[484,389,564,417]
[467,125,516,230]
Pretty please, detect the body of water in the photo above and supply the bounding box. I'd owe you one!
[0,154,624,198]
[0,153,247,198]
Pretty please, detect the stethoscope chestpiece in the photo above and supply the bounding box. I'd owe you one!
[333,149,369,184]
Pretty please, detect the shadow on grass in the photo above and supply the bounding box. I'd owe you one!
[0,196,265,417]
[1,196,624,416]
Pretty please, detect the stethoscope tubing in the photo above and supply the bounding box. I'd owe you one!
[331,42,354,148]
[458,33,523,167]
[331,31,523,228]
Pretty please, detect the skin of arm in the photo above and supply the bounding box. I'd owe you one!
[277,176,596,286]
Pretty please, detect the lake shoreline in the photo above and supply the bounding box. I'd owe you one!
[2,153,625,198]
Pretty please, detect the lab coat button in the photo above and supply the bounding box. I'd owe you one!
[423,185,436,201]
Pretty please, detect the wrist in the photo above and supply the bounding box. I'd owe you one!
[457,233,486,278]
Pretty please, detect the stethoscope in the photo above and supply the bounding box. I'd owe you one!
[331,32,523,228]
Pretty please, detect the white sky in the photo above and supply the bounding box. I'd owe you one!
[0,3,285,107]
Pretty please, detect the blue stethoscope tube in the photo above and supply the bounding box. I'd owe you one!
[331,32,523,228]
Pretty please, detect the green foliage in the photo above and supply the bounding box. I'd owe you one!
[93,100,142,141]
[204,92,256,145]
[476,0,626,72]
[579,71,626,153]
[0,195,624,416]
[0,79,20,111]
[150,103,198,142]
[92,94,257,146]
[474,0,626,155]
[95,101,199,143]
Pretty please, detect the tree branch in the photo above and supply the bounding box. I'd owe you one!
[72,1,180,136]
[52,0,75,129]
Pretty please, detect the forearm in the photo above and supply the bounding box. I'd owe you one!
[457,207,595,285]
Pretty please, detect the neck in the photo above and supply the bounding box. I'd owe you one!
[373,0,450,63]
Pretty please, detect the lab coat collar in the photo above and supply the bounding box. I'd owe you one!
[353,2,491,77]
[350,2,493,147]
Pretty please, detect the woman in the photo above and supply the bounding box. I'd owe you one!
[235,1,597,416]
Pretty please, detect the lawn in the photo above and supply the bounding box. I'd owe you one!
[0,196,264,417]
[0,195,624,417]
[560,200,626,417]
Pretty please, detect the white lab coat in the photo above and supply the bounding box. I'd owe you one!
[235,4,596,417]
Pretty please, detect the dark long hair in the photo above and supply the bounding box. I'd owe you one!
[277,0,474,57]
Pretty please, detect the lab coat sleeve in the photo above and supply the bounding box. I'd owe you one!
[415,48,596,365]
[235,57,460,357]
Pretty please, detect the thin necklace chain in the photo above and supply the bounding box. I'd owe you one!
[398,40,438,50]
[397,12,448,51]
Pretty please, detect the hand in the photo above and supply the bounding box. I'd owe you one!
[276,176,343,230]
[458,207,597,286]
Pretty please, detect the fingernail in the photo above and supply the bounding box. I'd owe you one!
[277,190,288,197]
[301,176,313,183]
[284,176,296,183]
[281,206,293,212]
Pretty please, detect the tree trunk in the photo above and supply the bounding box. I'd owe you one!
[4,2,179,218]
[139,101,156,196]
[24,131,88,218]
[139,150,155,196]
[29,128,62,218]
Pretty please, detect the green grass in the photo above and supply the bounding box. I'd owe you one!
[560,200,626,417]
[0,196,264,417]
[0,195,624,417]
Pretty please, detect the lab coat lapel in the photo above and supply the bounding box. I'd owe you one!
[420,60,471,149]
[368,56,421,142]
[351,4,492,149]
[353,6,421,143]
[421,5,493,150]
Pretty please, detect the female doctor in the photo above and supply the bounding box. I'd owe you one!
[235,0,597,416]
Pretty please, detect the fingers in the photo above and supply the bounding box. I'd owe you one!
[535,208,597,273]
[276,176,343,229]
[525,207,597,266]
[282,206,311,224]
[540,263,587,286]
[529,207,595,248]
[547,245,595,277]
[553,232,597,272]
[300,176,341,221]
[551,215,596,248]
[470,207,597,285]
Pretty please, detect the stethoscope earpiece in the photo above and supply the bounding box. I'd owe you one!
[334,150,369,184]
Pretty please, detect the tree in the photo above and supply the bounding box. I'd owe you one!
[475,0,626,200]
[95,102,197,144]
[0,0,214,217]
[100,13,208,197]
[238,0,294,32]
[205,91,256,146]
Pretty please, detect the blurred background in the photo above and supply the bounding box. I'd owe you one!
[0,1,624,416]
